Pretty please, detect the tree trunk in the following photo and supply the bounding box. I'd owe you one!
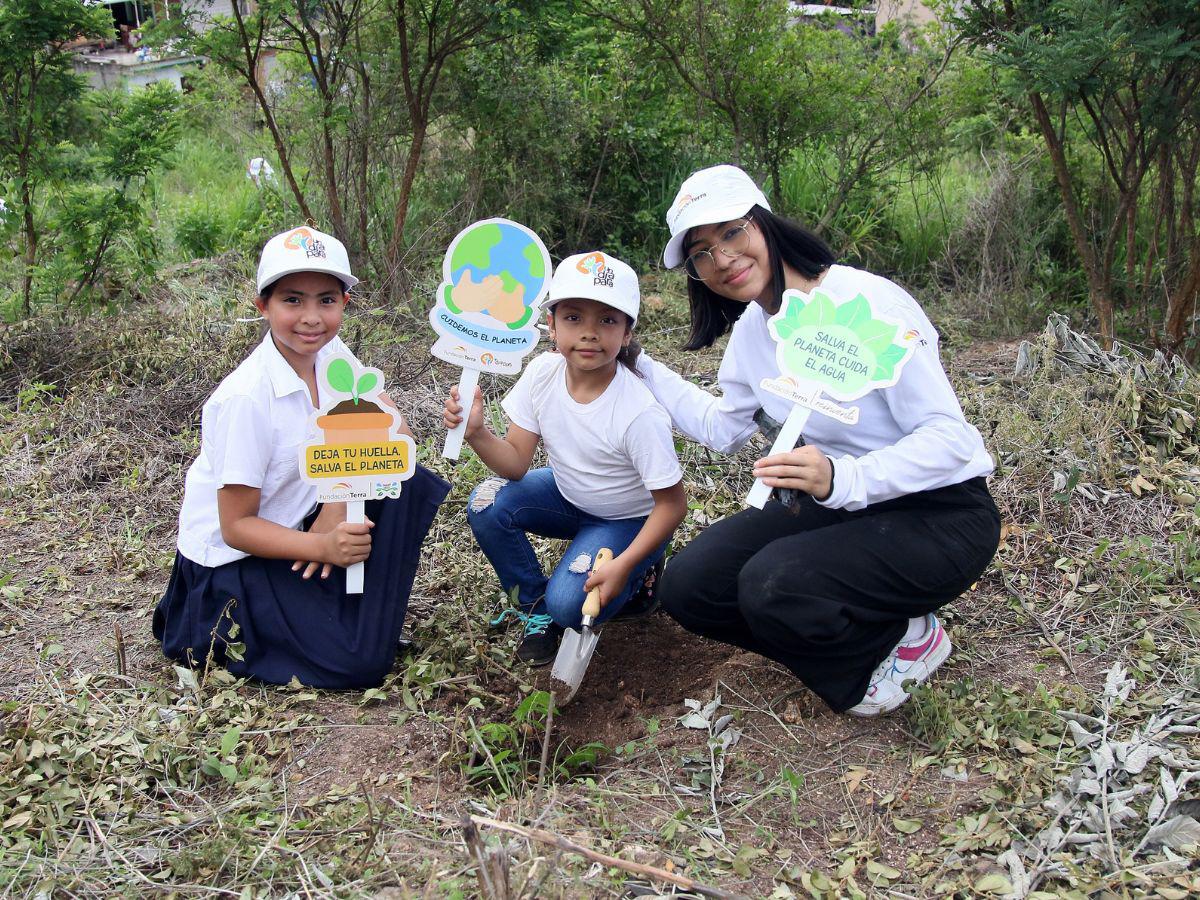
[1029,91,1115,346]
[1164,234,1200,356]
[228,4,316,228]
[20,173,36,317]
[384,117,427,302]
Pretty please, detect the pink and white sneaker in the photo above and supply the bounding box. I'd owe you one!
[846,614,951,718]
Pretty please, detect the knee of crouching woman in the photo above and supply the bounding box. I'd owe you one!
[655,552,703,625]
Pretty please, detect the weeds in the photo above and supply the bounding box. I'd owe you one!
[1,265,1198,895]
[462,691,606,797]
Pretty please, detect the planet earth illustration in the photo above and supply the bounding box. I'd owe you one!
[443,220,549,330]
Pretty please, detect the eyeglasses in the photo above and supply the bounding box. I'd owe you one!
[683,217,754,281]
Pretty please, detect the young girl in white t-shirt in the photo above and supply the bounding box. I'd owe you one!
[443,251,686,665]
[153,226,449,688]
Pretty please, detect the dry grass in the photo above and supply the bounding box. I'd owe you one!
[1,263,1197,898]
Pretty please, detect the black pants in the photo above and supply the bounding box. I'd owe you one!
[659,477,1001,712]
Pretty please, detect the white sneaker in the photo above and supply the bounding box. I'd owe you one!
[846,614,952,718]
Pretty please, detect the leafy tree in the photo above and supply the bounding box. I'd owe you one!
[0,0,110,313]
[955,0,1200,352]
[56,82,183,304]
[165,0,506,300]
[589,0,957,246]
[449,5,702,263]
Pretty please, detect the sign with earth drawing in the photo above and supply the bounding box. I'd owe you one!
[299,355,416,592]
[745,288,918,509]
[430,217,553,459]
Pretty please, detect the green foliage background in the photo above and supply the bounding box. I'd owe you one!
[0,0,1196,352]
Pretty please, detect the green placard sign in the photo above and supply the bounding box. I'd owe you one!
[767,289,914,402]
[746,287,917,509]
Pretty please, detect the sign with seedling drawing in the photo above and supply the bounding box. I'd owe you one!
[429,217,552,460]
[746,289,918,508]
[299,356,416,592]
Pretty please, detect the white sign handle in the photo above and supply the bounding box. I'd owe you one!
[746,404,813,509]
[345,500,365,594]
[442,366,480,460]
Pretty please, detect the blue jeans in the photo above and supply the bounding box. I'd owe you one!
[466,468,668,629]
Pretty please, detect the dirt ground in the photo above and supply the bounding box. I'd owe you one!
[4,310,1195,898]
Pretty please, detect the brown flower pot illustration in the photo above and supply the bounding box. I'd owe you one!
[317,399,392,444]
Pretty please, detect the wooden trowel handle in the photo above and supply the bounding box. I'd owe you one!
[581,548,614,618]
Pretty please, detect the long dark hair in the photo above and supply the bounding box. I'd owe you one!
[682,205,836,350]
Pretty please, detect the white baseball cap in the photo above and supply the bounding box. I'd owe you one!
[256,225,359,294]
[542,251,641,324]
[662,164,771,269]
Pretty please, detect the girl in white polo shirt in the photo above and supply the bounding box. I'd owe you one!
[443,252,687,665]
[153,226,449,688]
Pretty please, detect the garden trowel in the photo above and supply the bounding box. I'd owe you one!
[551,547,613,705]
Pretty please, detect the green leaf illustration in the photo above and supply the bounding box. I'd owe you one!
[775,318,799,340]
[356,372,378,397]
[872,343,909,381]
[789,291,837,328]
[853,318,900,349]
[832,294,872,329]
[861,327,900,357]
[326,358,355,394]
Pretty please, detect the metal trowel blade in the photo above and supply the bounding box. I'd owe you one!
[550,625,599,705]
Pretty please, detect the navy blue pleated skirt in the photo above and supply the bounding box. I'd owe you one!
[153,465,450,689]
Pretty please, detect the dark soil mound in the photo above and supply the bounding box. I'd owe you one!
[328,398,383,415]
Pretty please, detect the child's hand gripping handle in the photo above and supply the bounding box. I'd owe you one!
[581,548,614,623]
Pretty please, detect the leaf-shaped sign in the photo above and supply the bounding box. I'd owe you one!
[766,288,915,402]
[326,358,355,394]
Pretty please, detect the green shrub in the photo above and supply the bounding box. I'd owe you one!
[175,199,225,259]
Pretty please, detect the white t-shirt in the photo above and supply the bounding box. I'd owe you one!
[502,352,682,519]
[636,264,994,511]
[177,333,359,567]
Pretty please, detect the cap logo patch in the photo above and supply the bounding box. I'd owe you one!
[577,252,614,287]
[668,191,707,227]
[284,227,327,259]
[576,252,605,275]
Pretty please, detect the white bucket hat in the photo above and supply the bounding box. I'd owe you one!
[257,226,359,294]
[542,251,641,324]
[662,164,771,269]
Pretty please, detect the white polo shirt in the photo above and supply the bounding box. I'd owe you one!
[177,333,359,567]
[502,352,682,519]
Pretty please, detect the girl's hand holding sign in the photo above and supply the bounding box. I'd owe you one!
[752,444,833,500]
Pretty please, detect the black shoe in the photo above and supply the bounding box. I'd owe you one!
[397,629,420,657]
[515,603,563,666]
[615,557,664,620]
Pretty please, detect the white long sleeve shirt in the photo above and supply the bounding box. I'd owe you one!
[636,265,994,511]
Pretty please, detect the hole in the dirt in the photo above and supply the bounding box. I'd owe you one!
[545,615,740,748]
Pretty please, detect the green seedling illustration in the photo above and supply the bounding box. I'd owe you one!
[326,357,378,405]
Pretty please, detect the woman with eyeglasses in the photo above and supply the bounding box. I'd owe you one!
[636,165,1000,717]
